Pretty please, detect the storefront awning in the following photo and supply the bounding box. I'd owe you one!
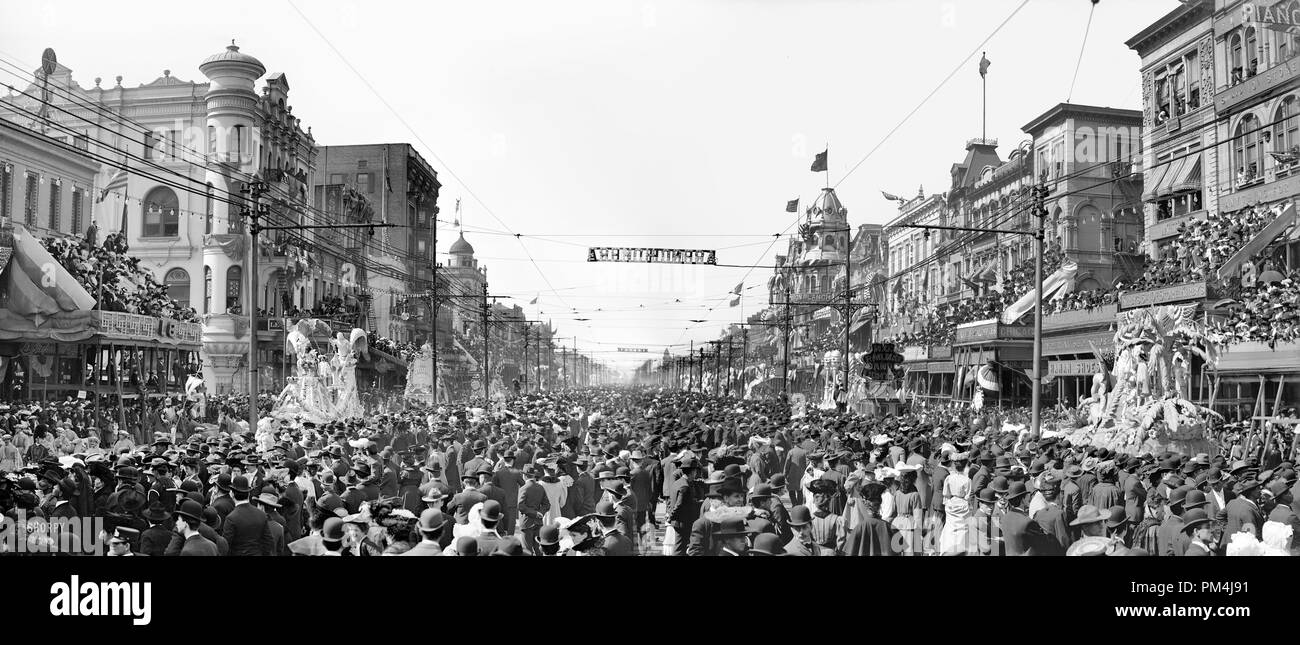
[1167,154,1201,195]
[1141,157,1174,202]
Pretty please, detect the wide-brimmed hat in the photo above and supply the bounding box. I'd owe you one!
[1105,506,1128,528]
[142,501,171,523]
[713,517,753,537]
[1182,490,1208,510]
[1233,478,1261,496]
[255,488,281,508]
[1069,504,1109,526]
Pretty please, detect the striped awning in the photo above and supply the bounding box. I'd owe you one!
[1167,154,1201,195]
[1142,157,1174,202]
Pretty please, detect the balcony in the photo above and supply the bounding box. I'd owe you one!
[1220,168,1300,212]
[1216,340,1300,374]
[1111,160,1141,181]
[1118,280,1209,310]
[953,319,1033,346]
[1216,56,1300,115]
[1043,303,1118,332]
[1149,209,1207,241]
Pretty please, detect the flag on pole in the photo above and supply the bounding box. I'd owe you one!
[979,53,991,78]
[529,296,538,305]
[731,282,743,295]
[729,297,741,308]
[881,191,903,202]
[810,150,828,173]
[785,198,799,213]
[97,168,127,203]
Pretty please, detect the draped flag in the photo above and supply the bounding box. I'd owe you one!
[786,198,799,213]
[732,282,743,295]
[529,295,538,304]
[979,53,991,78]
[881,191,903,202]
[999,259,1078,324]
[730,296,741,308]
[810,150,828,173]
[6,224,97,324]
[97,168,127,203]
[977,362,1000,391]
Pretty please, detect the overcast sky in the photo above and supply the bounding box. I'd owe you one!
[0,0,1174,372]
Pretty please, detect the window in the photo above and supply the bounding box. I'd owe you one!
[328,173,346,185]
[167,130,180,161]
[204,266,212,314]
[24,172,38,225]
[226,266,243,312]
[142,186,180,237]
[1275,97,1299,167]
[1247,27,1259,77]
[208,126,216,155]
[1231,33,1245,84]
[231,125,244,158]
[1,163,12,221]
[1235,114,1264,186]
[144,131,157,160]
[357,172,373,193]
[165,268,190,309]
[71,187,84,235]
[205,183,214,234]
[48,180,60,231]
[74,133,89,151]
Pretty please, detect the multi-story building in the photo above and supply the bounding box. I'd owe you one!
[1127,0,1215,258]
[883,189,945,325]
[0,43,319,393]
[312,143,440,343]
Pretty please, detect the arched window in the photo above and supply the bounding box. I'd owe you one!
[1236,114,1264,184]
[203,266,212,314]
[1247,27,1259,76]
[164,268,190,309]
[226,265,243,313]
[1275,96,1299,158]
[142,186,179,237]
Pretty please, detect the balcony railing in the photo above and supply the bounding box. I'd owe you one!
[1043,303,1118,332]
[1118,281,1209,310]
[953,319,1033,345]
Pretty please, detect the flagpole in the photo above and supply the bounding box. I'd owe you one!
[982,52,987,143]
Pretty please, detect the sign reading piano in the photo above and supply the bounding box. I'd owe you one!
[587,247,717,265]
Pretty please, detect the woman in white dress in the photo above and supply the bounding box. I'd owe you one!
[939,453,972,555]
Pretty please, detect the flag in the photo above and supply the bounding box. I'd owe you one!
[977,363,1000,392]
[730,297,740,308]
[529,296,538,305]
[1000,259,1078,324]
[6,224,97,323]
[97,168,127,203]
[881,191,902,202]
[810,150,827,173]
[785,198,799,213]
[979,53,991,78]
[732,282,743,295]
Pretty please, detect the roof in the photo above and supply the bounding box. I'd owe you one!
[1125,0,1210,58]
[449,232,474,255]
[1022,102,1144,136]
[809,188,847,219]
[952,140,1001,189]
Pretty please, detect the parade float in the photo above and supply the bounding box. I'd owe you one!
[269,319,369,425]
[1055,304,1222,456]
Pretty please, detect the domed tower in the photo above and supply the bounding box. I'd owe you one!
[200,41,264,234]
[801,187,849,263]
[449,232,476,269]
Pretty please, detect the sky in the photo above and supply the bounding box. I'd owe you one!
[0,0,1176,373]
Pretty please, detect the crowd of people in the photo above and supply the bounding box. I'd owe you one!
[42,229,200,324]
[1,386,1295,557]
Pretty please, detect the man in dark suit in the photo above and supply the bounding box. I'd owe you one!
[448,473,487,526]
[1265,481,1298,551]
[667,456,703,556]
[1031,478,1069,555]
[1122,465,1148,526]
[784,444,807,507]
[254,488,288,556]
[474,500,507,556]
[518,465,550,555]
[462,440,489,480]
[629,451,658,532]
[138,501,175,557]
[1221,478,1264,549]
[492,452,526,536]
[1060,465,1084,527]
[221,476,274,556]
[476,466,508,520]
[1157,486,1189,557]
[1000,481,1046,555]
[173,501,218,556]
[211,474,235,519]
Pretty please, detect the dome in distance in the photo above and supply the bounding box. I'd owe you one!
[450,232,475,255]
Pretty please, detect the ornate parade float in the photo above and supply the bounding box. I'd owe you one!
[1057,304,1222,456]
[270,319,369,424]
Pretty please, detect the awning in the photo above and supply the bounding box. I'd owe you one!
[1167,154,1201,195]
[1141,157,1174,202]
[973,260,997,283]
[1000,259,1078,324]
[1153,156,1189,199]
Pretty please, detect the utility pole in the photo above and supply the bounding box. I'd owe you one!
[241,176,269,431]
[522,322,532,393]
[1031,183,1048,438]
[699,347,705,394]
[688,340,694,391]
[481,284,489,400]
[783,278,792,398]
[740,328,748,399]
[726,338,734,397]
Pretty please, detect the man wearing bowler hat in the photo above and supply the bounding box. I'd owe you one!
[1181,509,1215,556]
[402,509,447,556]
[518,464,550,555]
[174,500,218,556]
[222,475,274,556]
[1221,476,1264,549]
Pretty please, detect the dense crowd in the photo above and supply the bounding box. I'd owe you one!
[2,387,1295,557]
[42,230,199,323]
[1211,268,1300,347]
